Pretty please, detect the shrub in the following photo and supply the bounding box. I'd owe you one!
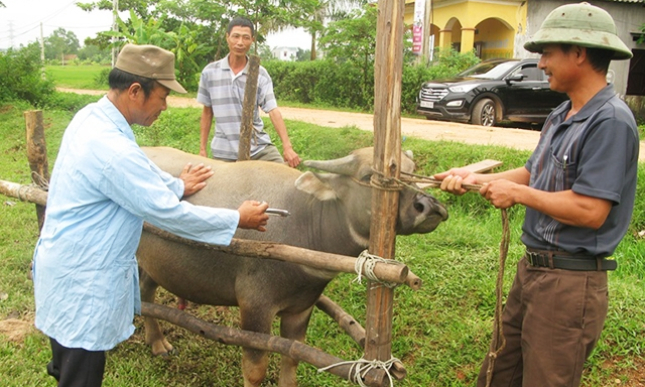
[94,68,111,89]
[0,44,56,107]
[42,92,101,112]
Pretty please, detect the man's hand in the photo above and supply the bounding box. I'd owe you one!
[283,146,301,168]
[180,162,214,197]
[480,180,519,209]
[434,168,477,195]
[237,201,270,232]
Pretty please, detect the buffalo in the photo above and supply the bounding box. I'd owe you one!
[137,146,448,387]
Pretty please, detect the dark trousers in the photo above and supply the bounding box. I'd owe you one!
[477,257,608,387]
[47,338,106,387]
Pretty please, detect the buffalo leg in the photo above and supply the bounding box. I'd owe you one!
[240,306,274,387]
[277,307,314,387]
[139,269,174,356]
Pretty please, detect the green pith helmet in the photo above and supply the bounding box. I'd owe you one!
[524,2,633,60]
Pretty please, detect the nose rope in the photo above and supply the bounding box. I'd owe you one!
[359,169,483,196]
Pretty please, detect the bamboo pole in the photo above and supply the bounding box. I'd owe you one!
[24,110,49,230]
[0,180,420,288]
[238,55,261,161]
[364,0,406,379]
[141,302,388,386]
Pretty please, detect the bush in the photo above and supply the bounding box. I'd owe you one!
[0,44,56,107]
[42,92,101,112]
[94,68,111,89]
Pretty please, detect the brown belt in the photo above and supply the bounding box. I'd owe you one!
[525,248,616,271]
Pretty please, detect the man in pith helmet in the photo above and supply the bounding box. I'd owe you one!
[435,3,638,386]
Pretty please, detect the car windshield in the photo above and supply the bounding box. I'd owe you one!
[457,61,520,79]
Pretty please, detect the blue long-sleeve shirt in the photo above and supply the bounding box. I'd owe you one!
[33,96,239,351]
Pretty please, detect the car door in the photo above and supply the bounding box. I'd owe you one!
[500,63,547,116]
[508,64,569,116]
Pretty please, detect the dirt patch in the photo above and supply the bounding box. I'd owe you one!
[0,318,35,343]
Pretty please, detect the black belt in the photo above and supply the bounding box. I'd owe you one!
[525,248,616,271]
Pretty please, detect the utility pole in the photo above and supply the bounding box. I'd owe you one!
[111,0,119,67]
[40,23,45,78]
[421,0,433,63]
[9,21,14,48]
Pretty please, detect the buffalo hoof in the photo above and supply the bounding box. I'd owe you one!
[151,338,175,356]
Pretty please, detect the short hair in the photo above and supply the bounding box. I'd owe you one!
[560,44,612,74]
[227,17,254,36]
[108,67,156,98]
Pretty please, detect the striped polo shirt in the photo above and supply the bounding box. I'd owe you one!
[197,55,278,160]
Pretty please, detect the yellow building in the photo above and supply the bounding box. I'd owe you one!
[404,0,528,60]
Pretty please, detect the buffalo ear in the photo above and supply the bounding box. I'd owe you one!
[295,172,338,201]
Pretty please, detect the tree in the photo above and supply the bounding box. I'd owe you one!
[77,42,112,64]
[296,48,311,61]
[44,28,80,61]
[319,4,376,65]
[319,3,377,108]
[303,0,366,60]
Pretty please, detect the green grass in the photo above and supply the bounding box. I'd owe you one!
[45,64,110,89]
[1,97,644,386]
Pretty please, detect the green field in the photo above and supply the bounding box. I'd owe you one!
[0,92,644,386]
[45,64,110,89]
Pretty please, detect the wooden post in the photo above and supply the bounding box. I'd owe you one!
[364,0,405,380]
[238,55,261,161]
[24,110,49,231]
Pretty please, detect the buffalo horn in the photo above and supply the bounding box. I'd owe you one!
[303,154,358,176]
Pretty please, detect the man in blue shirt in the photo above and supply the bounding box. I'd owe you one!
[33,44,270,387]
[435,3,638,386]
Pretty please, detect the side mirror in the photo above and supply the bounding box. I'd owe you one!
[505,73,525,84]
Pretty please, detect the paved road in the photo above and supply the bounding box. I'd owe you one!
[57,88,643,160]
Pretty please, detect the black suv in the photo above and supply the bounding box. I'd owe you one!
[416,58,569,127]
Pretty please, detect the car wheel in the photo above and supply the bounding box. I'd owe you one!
[472,99,496,127]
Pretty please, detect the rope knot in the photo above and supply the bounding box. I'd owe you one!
[353,250,401,288]
[318,356,401,387]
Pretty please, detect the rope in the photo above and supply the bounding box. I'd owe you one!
[485,208,510,387]
[353,250,402,288]
[318,356,401,387]
[30,171,50,191]
[17,185,31,202]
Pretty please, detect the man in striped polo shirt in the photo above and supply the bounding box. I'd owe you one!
[197,17,301,168]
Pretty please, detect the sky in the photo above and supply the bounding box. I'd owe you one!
[0,0,310,50]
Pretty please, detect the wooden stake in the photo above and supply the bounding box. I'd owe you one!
[238,55,261,161]
[24,110,49,230]
[365,0,406,377]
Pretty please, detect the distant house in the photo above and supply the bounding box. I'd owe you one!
[271,46,298,61]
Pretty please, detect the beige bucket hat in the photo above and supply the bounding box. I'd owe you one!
[115,44,187,93]
[524,2,633,60]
